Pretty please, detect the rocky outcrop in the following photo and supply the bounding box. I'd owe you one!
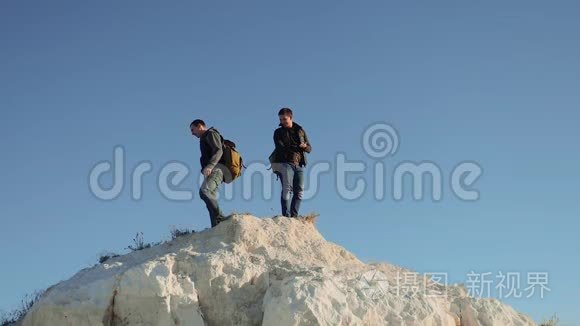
[21,215,536,326]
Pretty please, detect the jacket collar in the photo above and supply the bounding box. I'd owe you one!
[201,126,217,138]
[278,122,302,130]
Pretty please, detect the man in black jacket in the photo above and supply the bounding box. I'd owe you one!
[271,108,312,217]
[190,119,229,227]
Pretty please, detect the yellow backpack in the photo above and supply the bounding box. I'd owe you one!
[221,138,243,183]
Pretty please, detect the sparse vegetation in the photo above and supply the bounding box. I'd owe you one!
[98,252,121,264]
[0,313,13,326]
[540,314,560,326]
[126,232,153,252]
[170,227,194,240]
[98,226,196,264]
[298,212,319,224]
[0,290,44,326]
[231,211,252,216]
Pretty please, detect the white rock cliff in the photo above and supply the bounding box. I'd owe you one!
[21,215,536,326]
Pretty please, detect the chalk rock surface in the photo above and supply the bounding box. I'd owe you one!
[21,215,536,326]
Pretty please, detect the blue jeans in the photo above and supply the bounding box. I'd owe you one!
[199,168,224,227]
[275,163,304,217]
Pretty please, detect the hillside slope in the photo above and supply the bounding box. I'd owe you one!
[20,215,536,326]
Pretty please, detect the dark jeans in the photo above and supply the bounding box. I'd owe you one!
[199,168,224,227]
[275,163,304,217]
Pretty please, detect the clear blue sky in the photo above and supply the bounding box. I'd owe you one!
[1,1,578,324]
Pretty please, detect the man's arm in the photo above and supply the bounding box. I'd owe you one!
[273,129,284,151]
[205,130,223,170]
[300,129,312,153]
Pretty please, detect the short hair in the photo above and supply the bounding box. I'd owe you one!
[278,108,293,117]
[190,119,206,127]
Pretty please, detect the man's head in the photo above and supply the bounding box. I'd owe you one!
[278,108,293,128]
[190,119,207,138]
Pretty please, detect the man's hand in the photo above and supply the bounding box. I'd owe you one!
[203,167,213,177]
[299,143,308,150]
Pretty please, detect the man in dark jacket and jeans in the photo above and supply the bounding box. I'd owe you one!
[190,119,230,227]
[272,108,312,217]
